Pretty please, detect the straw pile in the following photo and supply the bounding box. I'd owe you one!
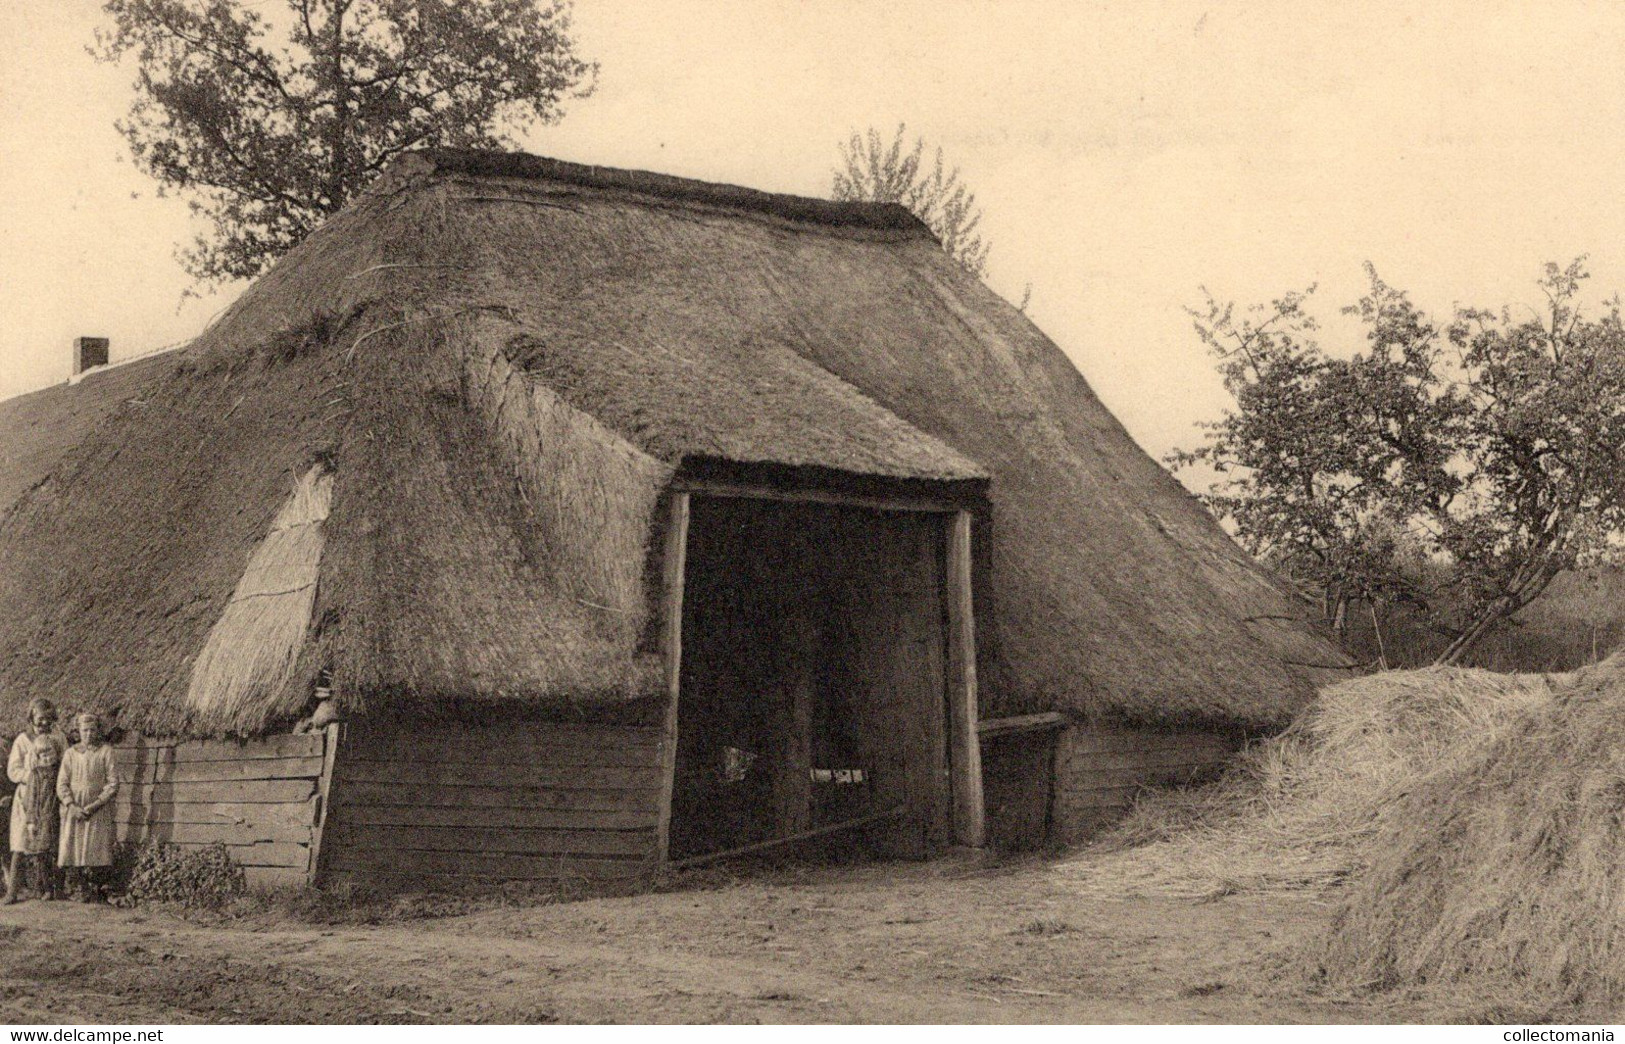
[1314,654,1625,1007]
[1058,664,1559,899]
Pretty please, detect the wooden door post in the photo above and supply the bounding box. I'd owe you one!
[655,492,691,866]
[947,510,985,847]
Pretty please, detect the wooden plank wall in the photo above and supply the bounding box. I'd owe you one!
[1050,725,1241,844]
[321,723,666,888]
[979,729,1059,851]
[115,732,330,889]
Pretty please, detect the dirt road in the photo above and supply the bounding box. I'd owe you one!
[0,854,1466,1024]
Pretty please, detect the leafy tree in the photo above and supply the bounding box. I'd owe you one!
[94,0,596,283]
[1174,260,1625,665]
[832,124,990,278]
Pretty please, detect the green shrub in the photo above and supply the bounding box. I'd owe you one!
[125,841,246,908]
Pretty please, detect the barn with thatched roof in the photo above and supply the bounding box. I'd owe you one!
[0,150,1349,887]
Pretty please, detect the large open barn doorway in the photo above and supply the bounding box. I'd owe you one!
[668,495,954,862]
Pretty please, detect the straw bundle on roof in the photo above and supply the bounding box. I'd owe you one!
[185,467,332,731]
[1314,655,1625,1008]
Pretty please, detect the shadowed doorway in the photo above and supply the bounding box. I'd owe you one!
[668,494,952,862]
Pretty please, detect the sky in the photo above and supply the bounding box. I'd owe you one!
[5,0,1625,464]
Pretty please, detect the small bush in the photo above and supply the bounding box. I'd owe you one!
[257,309,345,368]
[125,842,246,908]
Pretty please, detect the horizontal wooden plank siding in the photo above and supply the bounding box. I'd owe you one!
[115,734,325,763]
[344,726,662,765]
[114,800,318,831]
[327,823,656,858]
[340,760,662,791]
[339,802,656,831]
[117,756,326,784]
[243,867,307,890]
[115,779,317,807]
[323,722,666,889]
[335,780,660,814]
[116,733,329,880]
[1051,724,1241,844]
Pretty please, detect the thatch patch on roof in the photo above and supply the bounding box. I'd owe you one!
[185,466,332,732]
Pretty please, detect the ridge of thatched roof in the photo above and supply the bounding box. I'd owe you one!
[0,149,1351,737]
[383,149,930,234]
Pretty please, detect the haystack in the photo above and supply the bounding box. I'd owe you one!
[1315,654,1625,1007]
[1059,664,1559,898]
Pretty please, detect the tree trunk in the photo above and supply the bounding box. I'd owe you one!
[1369,600,1389,671]
[1330,591,1348,634]
[1434,548,1566,667]
[1435,612,1498,666]
[324,5,349,211]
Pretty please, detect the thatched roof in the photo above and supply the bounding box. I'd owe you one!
[0,149,1349,737]
[0,352,176,510]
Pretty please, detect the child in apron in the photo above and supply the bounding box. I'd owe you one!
[5,698,67,903]
[58,713,119,902]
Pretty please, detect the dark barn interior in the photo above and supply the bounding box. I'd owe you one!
[669,495,952,862]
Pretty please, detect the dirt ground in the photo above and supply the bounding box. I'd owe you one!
[0,852,1505,1025]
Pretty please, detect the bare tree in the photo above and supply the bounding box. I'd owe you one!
[833,124,990,278]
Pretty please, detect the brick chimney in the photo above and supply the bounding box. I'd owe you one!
[74,337,109,376]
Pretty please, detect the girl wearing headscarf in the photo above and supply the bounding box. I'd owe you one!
[5,698,67,903]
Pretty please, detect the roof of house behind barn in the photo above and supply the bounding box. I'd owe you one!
[0,149,1351,738]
